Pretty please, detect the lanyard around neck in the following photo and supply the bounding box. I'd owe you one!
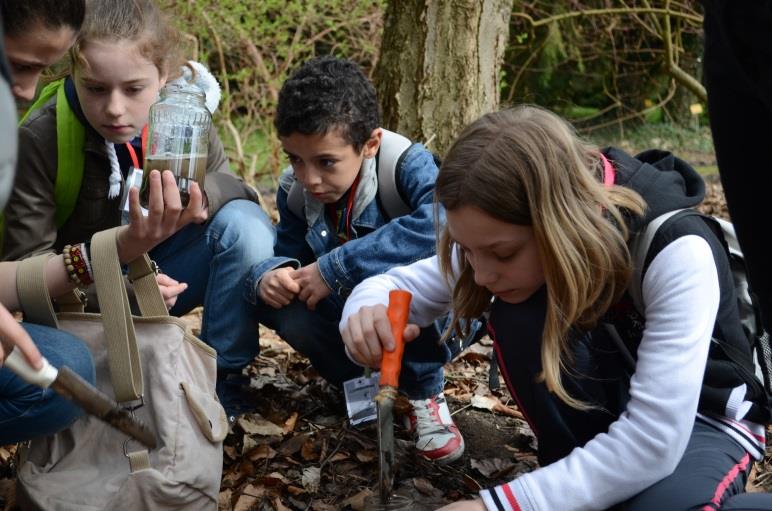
[327,172,361,244]
[124,125,149,169]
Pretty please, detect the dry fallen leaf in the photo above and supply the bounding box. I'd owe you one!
[328,451,350,462]
[470,394,524,419]
[412,476,441,496]
[355,450,377,463]
[302,466,321,493]
[341,488,373,510]
[470,458,516,478]
[217,489,232,511]
[238,416,285,437]
[240,483,266,499]
[278,432,310,456]
[301,437,320,461]
[273,496,293,511]
[462,473,483,492]
[232,493,258,511]
[284,412,299,434]
[247,443,277,461]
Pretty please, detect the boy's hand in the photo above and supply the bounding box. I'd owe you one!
[155,273,187,310]
[259,267,301,309]
[292,263,331,311]
[340,304,421,368]
[436,500,486,511]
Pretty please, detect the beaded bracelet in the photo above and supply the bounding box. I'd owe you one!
[63,243,94,287]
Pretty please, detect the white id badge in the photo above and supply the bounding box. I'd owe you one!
[121,166,149,223]
[343,372,380,426]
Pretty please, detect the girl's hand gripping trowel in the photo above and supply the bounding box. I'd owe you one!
[376,290,412,505]
[4,347,157,449]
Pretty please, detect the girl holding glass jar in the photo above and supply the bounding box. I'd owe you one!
[3,0,276,419]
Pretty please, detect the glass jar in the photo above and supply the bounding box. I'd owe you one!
[139,79,211,208]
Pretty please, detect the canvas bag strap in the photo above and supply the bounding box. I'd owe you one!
[127,255,168,316]
[91,228,145,402]
[16,253,60,328]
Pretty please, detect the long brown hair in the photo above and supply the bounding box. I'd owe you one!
[69,0,184,79]
[436,105,646,409]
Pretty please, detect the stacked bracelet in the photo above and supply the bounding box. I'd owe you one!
[63,243,94,287]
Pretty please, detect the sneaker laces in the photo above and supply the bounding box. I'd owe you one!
[410,395,455,437]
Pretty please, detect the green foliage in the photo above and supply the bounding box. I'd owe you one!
[589,122,715,160]
[152,0,707,185]
[564,105,600,120]
[504,1,704,130]
[644,105,664,124]
[158,0,384,186]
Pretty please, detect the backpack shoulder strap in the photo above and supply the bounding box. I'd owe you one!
[629,208,690,315]
[376,128,413,219]
[286,177,305,220]
[53,81,87,227]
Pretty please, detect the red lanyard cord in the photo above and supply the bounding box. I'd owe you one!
[326,172,361,244]
[124,125,149,170]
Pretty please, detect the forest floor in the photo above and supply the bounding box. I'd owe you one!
[2,132,768,510]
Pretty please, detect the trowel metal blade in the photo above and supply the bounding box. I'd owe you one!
[376,393,395,504]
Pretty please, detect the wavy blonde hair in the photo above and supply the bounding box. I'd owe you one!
[69,0,184,79]
[436,106,646,409]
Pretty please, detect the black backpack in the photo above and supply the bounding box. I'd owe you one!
[628,209,772,398]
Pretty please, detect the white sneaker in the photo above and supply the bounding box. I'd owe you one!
[405,392,465,464]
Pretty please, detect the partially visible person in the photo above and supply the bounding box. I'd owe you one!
[1,8,203,443]
[342,106,772,510]
[1,0,276,419]
[703,1,772,333]
[1,170,206,444]
[1,0,85,103]
[246,56,464,464]
[0,0,91,446]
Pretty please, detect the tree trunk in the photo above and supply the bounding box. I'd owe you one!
[375,0,512,157]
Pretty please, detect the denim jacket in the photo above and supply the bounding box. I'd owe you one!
[247,141,442,307]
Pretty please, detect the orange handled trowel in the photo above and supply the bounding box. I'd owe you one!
[375,290,412,505]
[4,347,157,449]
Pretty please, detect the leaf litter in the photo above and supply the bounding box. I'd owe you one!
[1,179,770,510]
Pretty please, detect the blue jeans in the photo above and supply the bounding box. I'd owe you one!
[0,323,96,444]
[150,199,275,372]
[250,297,449,400]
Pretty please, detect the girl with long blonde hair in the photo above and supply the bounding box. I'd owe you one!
[341,105,772,510]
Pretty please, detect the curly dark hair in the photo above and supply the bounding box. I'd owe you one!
[275,55,380,152]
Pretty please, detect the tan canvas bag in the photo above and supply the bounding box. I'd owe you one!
[14,227,228,510]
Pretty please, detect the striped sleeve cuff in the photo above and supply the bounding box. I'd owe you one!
[480,481,529,511]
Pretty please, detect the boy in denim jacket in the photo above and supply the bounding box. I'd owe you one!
[245,56,463,464]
